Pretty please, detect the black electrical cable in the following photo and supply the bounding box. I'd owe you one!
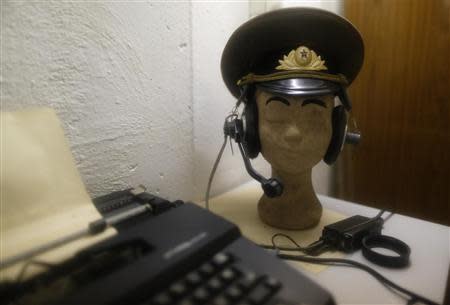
[375,209,386,219]
[259,232,324,253]
[384,211,395,223]
[277,253,438,305]
[204,88,248,211]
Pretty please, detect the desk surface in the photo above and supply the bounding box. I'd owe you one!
[208,181,449,305]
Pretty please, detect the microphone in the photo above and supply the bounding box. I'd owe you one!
[236,143,283,198]
[224,119,284,198]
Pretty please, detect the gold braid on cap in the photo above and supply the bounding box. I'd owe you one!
[276,46,327,71]
[236,45,348,87]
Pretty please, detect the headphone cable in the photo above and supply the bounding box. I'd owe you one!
[205,89,246,210]
[205,136,228,210]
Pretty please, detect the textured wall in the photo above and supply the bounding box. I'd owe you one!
[2,2,194,200]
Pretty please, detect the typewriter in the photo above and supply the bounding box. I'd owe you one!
[4,189,335,305]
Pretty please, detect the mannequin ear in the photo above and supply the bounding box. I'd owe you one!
[324,105,347,164]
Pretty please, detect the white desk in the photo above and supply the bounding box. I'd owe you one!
[207,181,449,305]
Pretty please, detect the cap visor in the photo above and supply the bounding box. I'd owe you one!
[256,78,340,96]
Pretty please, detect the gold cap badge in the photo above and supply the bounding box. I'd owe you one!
[276,46,327,71]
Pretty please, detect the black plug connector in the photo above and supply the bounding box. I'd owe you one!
[321,215,383,252]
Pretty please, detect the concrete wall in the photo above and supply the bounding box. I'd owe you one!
[2,2,194,200]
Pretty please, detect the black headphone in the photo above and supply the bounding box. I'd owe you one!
[224,85,360,198]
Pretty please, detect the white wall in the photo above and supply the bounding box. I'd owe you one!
[2,2,194,200]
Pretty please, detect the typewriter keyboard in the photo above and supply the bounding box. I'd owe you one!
[148,252,282,305]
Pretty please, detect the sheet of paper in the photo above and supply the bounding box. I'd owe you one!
[0,108,116,281]
[203,181,346,273]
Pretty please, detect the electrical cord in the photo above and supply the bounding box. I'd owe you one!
[375,209,386,219]
[277,253,438,305]
[205,135,228,210]
[205,88,248,211]
[259,232,324,253]
[384,211,395,223]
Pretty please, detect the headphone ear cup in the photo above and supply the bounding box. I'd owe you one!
[242,102,261,159]
[324,105,347,165]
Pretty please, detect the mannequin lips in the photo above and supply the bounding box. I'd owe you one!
[277,145,322,160]
[277,143,308,154]
[281,147,302,155]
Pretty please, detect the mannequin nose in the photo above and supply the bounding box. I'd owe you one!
[284,125,302,143]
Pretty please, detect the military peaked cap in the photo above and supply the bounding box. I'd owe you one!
[221,7,364,98]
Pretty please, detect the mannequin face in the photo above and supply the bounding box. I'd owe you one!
[256,88,334,174]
